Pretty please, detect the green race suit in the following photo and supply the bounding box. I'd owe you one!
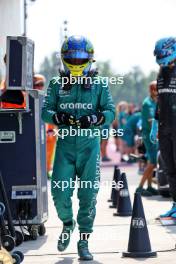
[42,76,115,233]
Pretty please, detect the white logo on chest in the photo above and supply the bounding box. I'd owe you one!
[60,103,93,110]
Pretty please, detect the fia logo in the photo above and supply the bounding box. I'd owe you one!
[119,189,129,197]
[132,217,145,229]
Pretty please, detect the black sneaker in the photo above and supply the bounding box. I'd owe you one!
[135,187,152,197]
[146,186,159,195]
[77,240,93,261]
[57,220,76,252]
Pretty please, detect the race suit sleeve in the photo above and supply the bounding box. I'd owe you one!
[41,79,57,124]
[99,85,115,125]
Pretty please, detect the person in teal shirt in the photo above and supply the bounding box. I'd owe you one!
[136,81,158,196]
[118,107,129,131]
[42,36,115,260]
[117,101,129,162]
[123,110,142,152]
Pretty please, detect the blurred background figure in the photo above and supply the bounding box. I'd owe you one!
[123,108,142,160]
[112,117,120,152]
[33,73,46,90]
[45,123,57,178]
[135,118,148,175]
[117,101,129,162]
[128,103,136,116]
[135,81,159,196]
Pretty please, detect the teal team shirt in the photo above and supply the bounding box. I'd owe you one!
[123,112,142,147]
[142,96,157,165]
[142,96,156,134]
[125,112,142,132]
[118,111,129,130]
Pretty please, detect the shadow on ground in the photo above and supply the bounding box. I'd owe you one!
[20,235,48,253]
[54,256,103,264]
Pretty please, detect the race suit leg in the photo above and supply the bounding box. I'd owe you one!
[51,139,76,223]
[171,130,176,201]
[159,128,176,201]
[76,137,100,234]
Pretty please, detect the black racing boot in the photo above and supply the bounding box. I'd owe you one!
[57,220,76,252]
[77,239,93,261]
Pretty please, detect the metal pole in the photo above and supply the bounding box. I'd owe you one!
[58,20,68,70]
[24,0,27,36]
[63,20,68,40]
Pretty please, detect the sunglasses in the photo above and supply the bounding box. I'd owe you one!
[64,58,89,65]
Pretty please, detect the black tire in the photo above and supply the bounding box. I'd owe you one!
[38,224,46,236]
[24,233,31,241]
[27,225,31,232]
[15,230,24,246]
[30,229,38,240]
[0,202,5,215]
[12,253,21,264]
[2,235,15,251]
[13,251,24,262]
